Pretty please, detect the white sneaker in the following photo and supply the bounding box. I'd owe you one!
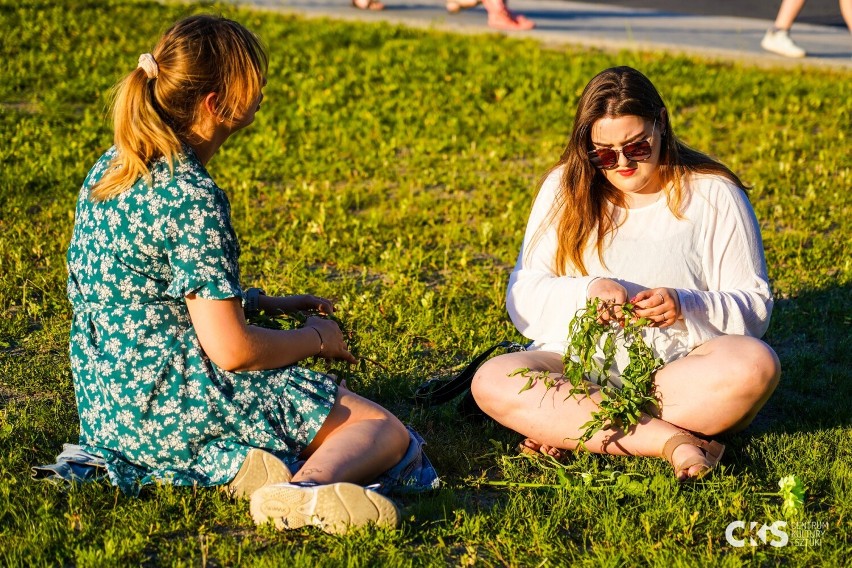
[226,449,293,499]
[250,482,401,533]
[760,29,806,58]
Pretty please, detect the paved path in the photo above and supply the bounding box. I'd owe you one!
[239,0,852,70]
[587,0,848,28]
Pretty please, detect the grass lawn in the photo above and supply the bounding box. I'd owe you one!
[1,0,850,565]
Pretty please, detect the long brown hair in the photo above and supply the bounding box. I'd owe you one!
[91,15,268,200]
[540,66,745,276]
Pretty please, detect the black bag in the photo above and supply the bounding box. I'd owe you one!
[411,341,528,420]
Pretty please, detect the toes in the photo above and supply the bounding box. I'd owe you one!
[519,439,565,460]
[688,464,711,479]
[541,445,562,458]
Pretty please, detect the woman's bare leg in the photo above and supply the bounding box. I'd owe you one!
[292,389,409,485]
[840,0,852,32]
[472,351,687,457]
[773,0,807,29]
[471,335,779,476]
[648,335,781,436]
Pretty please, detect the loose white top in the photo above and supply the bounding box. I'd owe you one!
[507,167,773,368]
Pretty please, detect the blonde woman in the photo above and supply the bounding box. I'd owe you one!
[67,15,436,533]
[471,67,780,481]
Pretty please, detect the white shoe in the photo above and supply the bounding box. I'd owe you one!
[760,29,806,58]
[250,482,401,534]
[226,449,293,499]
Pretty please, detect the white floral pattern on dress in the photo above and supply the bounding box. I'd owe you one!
[67,147,337,495]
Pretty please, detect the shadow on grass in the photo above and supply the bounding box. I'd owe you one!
[746,282,852,435]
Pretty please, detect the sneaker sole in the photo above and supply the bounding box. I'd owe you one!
[227,449,293,499]
[250,482,401,534]
[760,39,806,58]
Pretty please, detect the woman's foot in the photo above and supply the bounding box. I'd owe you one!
[352,0,385,10]
[483,0,535,30]
[447,0,480,12]
[662,432,725,482]
[517,438,566,461]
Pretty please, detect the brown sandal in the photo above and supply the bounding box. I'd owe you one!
[662,432,725,482]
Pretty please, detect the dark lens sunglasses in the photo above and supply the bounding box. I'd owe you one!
[588,119,657,170]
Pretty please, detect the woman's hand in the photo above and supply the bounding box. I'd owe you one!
[587,278,628,323]
[631,288,681,328]
[305,316,357,364]
[263,294,335,316]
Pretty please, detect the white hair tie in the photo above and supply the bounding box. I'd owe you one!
[137,53,159,80]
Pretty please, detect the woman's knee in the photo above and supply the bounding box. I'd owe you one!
[362,400,408,448]
[471,351,563,415]
[332,391,408,444]
[471,356,513,414]
[735,337,781,398]
[369,402,409,455]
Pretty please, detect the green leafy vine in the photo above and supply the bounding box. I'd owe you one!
[516,298,664,446]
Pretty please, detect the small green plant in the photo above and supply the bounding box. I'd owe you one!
[481,468,651,496]
[517,298,664,445]
[758,474,806,517]
[778,474,806,517]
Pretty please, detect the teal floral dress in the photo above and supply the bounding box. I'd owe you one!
[66,147,338,495]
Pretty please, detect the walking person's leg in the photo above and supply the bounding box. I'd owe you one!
[761,0,808,57]
[773,0,808,29]
[840,0,852,32]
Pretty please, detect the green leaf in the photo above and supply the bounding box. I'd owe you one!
[778,475,806,517]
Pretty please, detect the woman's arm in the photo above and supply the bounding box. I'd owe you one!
[186,295,356,372]
[677,179,773,347]
[507,170,602,344]
[257,293,335,316]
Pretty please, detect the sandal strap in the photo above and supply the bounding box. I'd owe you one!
[662,432,704,464]
[662,432,726,477]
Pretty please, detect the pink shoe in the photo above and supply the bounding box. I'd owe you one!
[483,0,535,30]
[488,12,535,30]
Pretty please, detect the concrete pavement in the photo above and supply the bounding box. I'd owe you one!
[237,0,852,70]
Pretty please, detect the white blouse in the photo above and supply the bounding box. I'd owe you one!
[507,167,772,375]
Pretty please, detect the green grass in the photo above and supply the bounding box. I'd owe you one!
[1,0,850,565]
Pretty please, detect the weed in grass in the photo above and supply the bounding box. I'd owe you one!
[513,298,663,446]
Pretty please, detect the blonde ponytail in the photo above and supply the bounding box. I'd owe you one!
[91,67,182,200]
[91,15,268,200]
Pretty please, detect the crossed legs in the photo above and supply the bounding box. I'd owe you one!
[471,335,780,478]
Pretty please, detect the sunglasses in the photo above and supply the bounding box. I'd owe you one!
[587,119,657,170]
